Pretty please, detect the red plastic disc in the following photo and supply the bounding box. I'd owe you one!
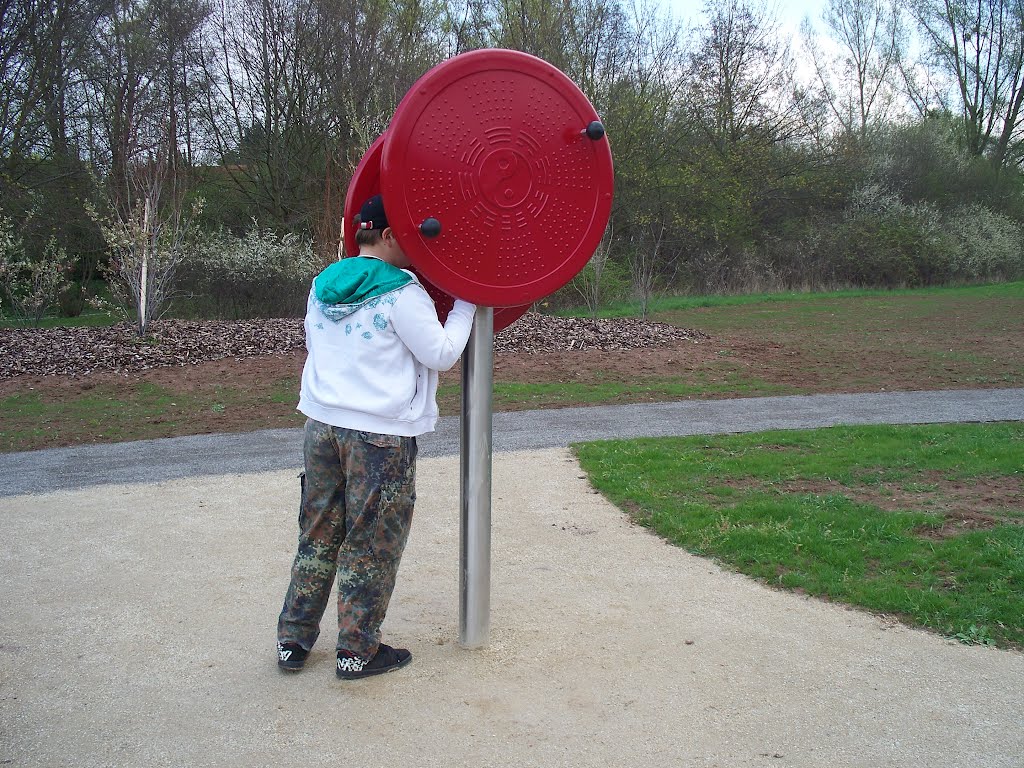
[381,48,613,307]
[343,132,386,259]
[343,132,529,333]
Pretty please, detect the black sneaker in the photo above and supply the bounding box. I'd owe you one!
[277,641,309,672]
[336,644,412,679]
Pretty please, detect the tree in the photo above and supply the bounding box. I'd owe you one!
[687,0,805,151]
[153,0,214,175]
[673,0,821,290]
[572,222,623,317]
[0,0,115,294]
[801,0,906,139]
[629,219,666,319]
[0,215,74,324]
[91,158,201,335]
[0,0,45,163]
[442,0,491,56]
[489,0,575,71]
[198,0,445,249]
[910,0,1024,169]
[0,0,109,165]
[595,1,687,289]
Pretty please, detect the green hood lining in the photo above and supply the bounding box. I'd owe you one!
[315,257,413,305]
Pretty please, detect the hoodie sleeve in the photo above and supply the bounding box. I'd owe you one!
[390,284,476,372]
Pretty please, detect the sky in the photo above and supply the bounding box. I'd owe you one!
[657,0,840,82]
[660,0,830,37]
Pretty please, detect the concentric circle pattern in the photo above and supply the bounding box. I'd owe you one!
[382,49,613,307]
[342,128,530,331]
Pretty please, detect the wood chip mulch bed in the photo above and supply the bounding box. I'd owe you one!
[0,313,707,378]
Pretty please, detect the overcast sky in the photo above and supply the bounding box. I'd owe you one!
[660,0,830,36]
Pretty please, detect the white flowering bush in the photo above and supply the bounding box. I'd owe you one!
[0,216,20,310]
[805,185,959,287]
[0,216,74,325]
[848,183,904,217]
[179,223,321,318]
[943,204,1024,280]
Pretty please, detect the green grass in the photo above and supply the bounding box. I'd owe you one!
[0,379,306,452]
[559,280,1024,319]
[268,377,302,404]
[574,422,1024,650]
[0,382,196,448]
[438,376,792,408]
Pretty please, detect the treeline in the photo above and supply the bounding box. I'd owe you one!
[1,0,1023,327]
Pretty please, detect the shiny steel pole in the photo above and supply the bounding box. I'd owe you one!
[459,306,493,648]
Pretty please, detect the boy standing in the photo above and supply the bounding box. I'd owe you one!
[276,194,476,679]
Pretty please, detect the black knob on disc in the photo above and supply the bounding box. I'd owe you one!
[420,217,442,238]
[585,121,606,140]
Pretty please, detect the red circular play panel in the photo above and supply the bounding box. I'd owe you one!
[343,129,530,333]
[342,132,386,261]
[380,49,614,307]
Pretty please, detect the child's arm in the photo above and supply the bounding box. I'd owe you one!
[390,285,476,371]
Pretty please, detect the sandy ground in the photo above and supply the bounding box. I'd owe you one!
[2,448,1023,768]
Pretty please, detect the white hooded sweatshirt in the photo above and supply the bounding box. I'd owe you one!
[297,257,475,436]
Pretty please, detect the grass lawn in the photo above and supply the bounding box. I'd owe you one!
[563,280,1024,318]
[438,376,792,409]
[574,422,1024,650]
[0,378,304,451]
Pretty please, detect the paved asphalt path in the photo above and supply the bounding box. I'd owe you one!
[2,387,1022,497]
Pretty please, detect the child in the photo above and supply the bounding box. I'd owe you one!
[276,194,476,679]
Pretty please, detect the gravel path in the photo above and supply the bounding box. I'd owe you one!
[2,446,1022,768]
[2,390,1022,768]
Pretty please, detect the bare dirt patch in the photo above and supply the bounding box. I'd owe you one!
[708,472,1024,538]
[661,293,1024,393]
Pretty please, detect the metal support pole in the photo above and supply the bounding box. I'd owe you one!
[459,306,494,648]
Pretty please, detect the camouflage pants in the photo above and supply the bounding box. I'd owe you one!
[277,418,417,659]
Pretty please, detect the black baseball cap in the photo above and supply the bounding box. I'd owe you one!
[356,194,389,231]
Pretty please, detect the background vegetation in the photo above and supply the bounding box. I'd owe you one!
[2,0,1024,329]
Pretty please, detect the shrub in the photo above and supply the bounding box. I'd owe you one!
[178,224,323,319]
[807,185,959,287]
[0,217,74,325]
[58,281,86,317]
[89,189,202,337]
[762,224,842,290]
[561,255,632,316]
[943,204,1024,281]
